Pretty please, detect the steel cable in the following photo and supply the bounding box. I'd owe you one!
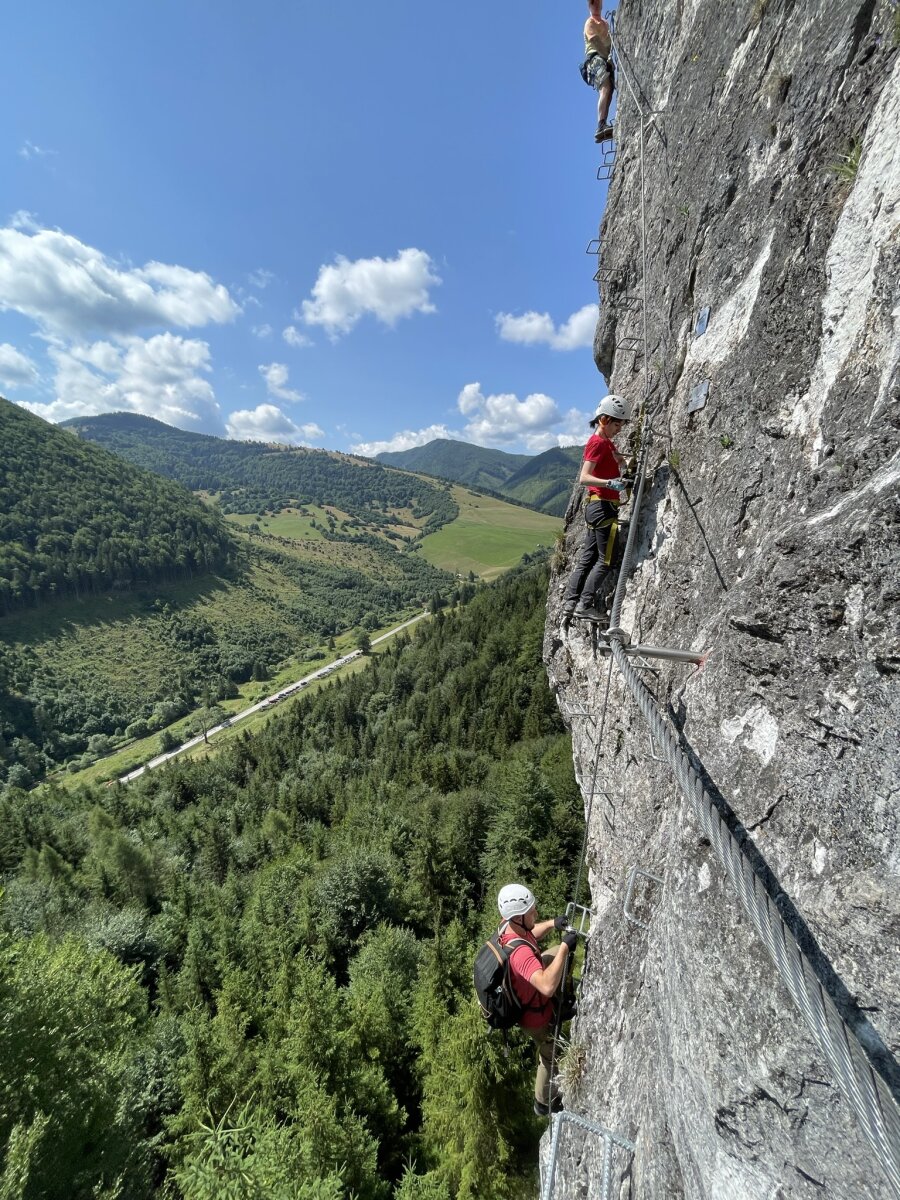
[609,640,900,1193]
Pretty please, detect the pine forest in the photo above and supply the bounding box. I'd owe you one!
[0,564,582,1199]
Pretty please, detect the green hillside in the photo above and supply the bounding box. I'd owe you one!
[503,445,582,516]
[64,412,458,532]
[0,563,580,1199]
[0,398,237,614]
[377,437,530,492]
[377,437,582,516]
[0,402,456,791]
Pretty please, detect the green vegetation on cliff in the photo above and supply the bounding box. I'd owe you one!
[0,564,580,1199]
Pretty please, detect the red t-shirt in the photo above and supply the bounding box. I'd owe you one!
[499,924,553,1029]
[583,432,621,500]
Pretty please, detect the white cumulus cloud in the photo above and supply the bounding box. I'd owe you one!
[0,343,39,389]
[457,381,561,449]
[351,424,459,458]
[301,248,440,336]
[0,225,241,337]
[496,303,597,351]
[252,323,273,339]
[21,333,222,430]
[283,324,312,348]
[351,383,591,458]
[226,404,324,445]
[259,361,303,402]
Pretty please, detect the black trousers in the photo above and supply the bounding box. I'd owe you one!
[561,500,625,611]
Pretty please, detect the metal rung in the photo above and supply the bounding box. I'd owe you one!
[585,238,602,255]
[617,293,643,313]
[542,1111,635,1200]
[629,655,661,677]
[616,335,642,352]
[597,143,617,182]
[593,265,624,285]
[623,865,664,928]
[565,901,595,938]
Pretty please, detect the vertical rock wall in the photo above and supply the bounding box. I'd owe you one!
[544,1,899,1196]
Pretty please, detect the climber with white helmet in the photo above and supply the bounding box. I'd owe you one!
[561,394,633,624]
[497,883,578,1117]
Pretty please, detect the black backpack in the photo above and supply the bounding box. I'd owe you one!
[473,931,532,1030]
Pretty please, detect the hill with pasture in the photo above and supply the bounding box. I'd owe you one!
[63,412,458,533]
[376,437,582,516]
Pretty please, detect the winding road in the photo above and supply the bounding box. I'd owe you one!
[118,610,428,784]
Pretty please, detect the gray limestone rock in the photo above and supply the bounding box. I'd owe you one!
[543,1,899,1196]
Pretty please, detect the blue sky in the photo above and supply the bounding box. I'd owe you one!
[0,1,615,456]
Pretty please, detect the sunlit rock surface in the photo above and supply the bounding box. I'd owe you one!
[544,0,899,1195]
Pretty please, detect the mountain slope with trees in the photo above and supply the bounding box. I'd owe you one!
[0,562,581,1199]
[0,398,237,615]
[377,438,582,517]
[63,412,458,530]
[377,438,531,493]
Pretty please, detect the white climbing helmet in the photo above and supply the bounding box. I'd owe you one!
[498,883,536,920]
[594,394,632,421]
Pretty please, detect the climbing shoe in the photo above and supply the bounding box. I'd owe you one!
[594,122,614,143]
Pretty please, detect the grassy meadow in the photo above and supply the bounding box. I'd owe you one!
[417,486,562,579]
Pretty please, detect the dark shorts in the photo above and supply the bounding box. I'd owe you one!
[585,54,614,91]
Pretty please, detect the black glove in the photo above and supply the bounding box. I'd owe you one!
[553,915,569,930]
[562,931,578,951]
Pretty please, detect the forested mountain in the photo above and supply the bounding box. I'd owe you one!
[377,438,582,517]
[0,401,456,790]
[0,398,237,615]
[0,563,582,1199]
[64,412,458,529]
[377,439,531,493]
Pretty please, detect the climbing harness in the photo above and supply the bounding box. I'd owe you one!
[549,8,900,1195]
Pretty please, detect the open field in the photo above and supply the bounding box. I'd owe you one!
[416,486,561,580]
[227,502,428,547]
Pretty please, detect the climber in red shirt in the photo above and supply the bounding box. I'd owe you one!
[561,394,633,624]
[497,884,578,1117]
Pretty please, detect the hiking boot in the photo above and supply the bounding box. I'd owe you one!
[573,602,604,622]
[594,121,614,143]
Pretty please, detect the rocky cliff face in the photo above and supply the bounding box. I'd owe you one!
[544,1,899,1196]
